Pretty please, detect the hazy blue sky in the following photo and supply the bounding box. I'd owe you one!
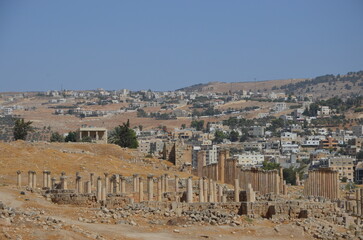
[0,1,362,92]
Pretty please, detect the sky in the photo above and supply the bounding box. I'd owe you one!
[0,0,362,92]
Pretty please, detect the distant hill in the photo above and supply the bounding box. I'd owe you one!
[177,78,306,93]
[278,71,363,99]
[177,71,363,99]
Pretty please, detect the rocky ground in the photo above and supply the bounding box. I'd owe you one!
[0,142,362,239]
[0,185,362,240]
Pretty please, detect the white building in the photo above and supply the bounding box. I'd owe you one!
[273,102,287,112]
[250,126,265,137]
[235,152,264,166]
[318,106,331,116]
[3,108,13,115]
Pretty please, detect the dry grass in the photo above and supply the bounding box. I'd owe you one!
[0,141,192,186]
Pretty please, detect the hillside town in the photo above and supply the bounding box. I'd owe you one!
[1,72,363,239]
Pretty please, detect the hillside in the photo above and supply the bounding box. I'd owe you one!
[177,71,363,100]
[0,141,191,185]
[177,78,306,93]
[278,71,363,99]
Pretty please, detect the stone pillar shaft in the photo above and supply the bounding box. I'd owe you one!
[187,177,193,203]
[17,171,22,188]
[121,177,126,194]
[234,179,239,202]
[199,178,204,202]
[96,177,102,202]
[139,177,144,202]
[157,178,162,202]
[147,175,153,201]
[32,171,37,189]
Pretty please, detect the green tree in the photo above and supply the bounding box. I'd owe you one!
[81,136,92,143]
[229,130,239,142]
[137,109,147,117]
[283,167,296,185]
[191,120,204,131]
[109,119,138,148]
[50,132,64,142]
[213,130,227,144]
[13,118,33,140]
[65,131,77,142]
[303,103,319,117]
[262,160,280,170]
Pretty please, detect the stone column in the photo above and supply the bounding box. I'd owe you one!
[76,176,81,193]
[96,177,102,202]
[147,175,153,201]
[104,173,109,194]
[101,185,106,202]
[218,150,226,183]
[115,174,120,194]
[356,189,361,216]
[161,174,165,193]
[247,183,256,202]
[164,174,169,193]
[85,181,92,194]
[199,178,204,202]
[90,173,95,189]
[213,181,217,202]
[51,177,56,190]
[133,174,139,192]
[43,171,48,188]
[110,176,115,193]
[218,184,223,202]
[234,179,239,202]
[28,171,33,188]
[139,177,144,202]
[32,171,37,189]
[60,175,67,190]
[209,179,214,202]
[187,177,193,203]
[47,171,51,188]
[203,177,208,203]
[279,168,283,194]
[17,171,22,188]
[283,180,287,195]
[157,177,162,201]
[79,176,84,193]
[175,175,179,193]
[121,176,126,194]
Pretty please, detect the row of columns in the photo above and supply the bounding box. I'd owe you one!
[18,170,67,190]
[303,169,339,200]
[238,168,282,195]
[18,171,252,204]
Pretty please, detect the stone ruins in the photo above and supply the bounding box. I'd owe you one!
[15,162,363,232]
